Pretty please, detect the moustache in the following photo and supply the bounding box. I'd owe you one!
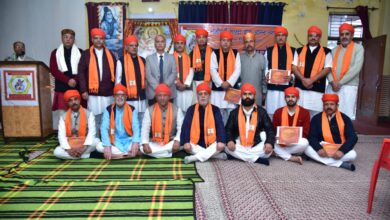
[326,108,333,111]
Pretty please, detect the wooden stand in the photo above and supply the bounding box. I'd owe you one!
[0,61,53,141]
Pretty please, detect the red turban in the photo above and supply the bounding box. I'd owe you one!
[90,28,106,38]
[124,35,138,45]
[196,82,211,94]
[64,90,80,102]
[174,34,186,43]
[307,25,322,37]
[284,87,299,98]
[339,23,354,34]
[220,31,233,40]
[195,29,208,37]
[113,84,127,94]
[274,26,288,36]
[322,94,339,103]
[155,83,171,96]
[243,32,255,41]
[241,83,256,96]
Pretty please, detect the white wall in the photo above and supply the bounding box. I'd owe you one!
[0,0,87,66]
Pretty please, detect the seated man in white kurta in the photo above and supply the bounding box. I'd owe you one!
[140,84,183,158]
[54,90,98,159]
[97,84,141,160]
[224,83,275,166]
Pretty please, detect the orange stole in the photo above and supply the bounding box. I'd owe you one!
[192,45,212,82]
[151,103,173,145]
[321,111,345,144]
[298,45,326,78]
[272,43,293,71]
[218,48,235,81]
[124,53,145,98]
[174,52,190,82]
[190,104,216,147]
[88,46,115,94]
[65,107,87,137]
[109,104,133,145]
[281,106,300,126]
[331,42,355,82]
[238,106,258,147]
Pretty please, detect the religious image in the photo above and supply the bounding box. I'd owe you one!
[98,5,123,59]
[2,70,36,102]
[133,25,172,58]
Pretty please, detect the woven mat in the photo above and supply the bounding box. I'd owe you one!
[195,135,390,220]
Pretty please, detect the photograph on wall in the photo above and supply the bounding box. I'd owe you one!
[133,25,173,58]
[98,5,124,59]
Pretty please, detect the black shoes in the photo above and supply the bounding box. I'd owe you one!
[340,162,356,171]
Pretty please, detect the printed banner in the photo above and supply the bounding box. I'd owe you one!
[178,23,277,53]
[0,68,38,106]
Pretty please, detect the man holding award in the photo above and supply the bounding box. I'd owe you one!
[225,83,275,165]
[264,26,296,117]
[305,94,358,171]
[272,87,310,164]
[54,90,98,159]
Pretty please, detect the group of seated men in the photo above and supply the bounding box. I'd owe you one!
[54,83,358,171]
[43,23,361,171]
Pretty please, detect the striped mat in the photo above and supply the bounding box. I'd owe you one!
[0,180,195,219]
[5,150,203,182]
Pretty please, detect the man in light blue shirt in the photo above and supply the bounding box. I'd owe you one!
[97,84,141,159]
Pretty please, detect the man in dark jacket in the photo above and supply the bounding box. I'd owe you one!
[225,83,275,165]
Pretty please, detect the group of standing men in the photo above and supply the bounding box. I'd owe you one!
[50,22,363,171]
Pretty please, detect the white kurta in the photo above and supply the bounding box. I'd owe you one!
[210,51,241,109]
[175,66,194,112]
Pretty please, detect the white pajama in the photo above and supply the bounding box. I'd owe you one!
[96,143,130,155]
[304,145,357,167]
[225,139,271,163]
[140,140,176,158]
[274,138,309,160]
[188,142,222,162]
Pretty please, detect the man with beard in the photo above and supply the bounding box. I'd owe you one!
[292,26,332,117]
[115,35,146,123]
[305,94,357,171]
[272,87,310,164]
[4,41,34,61]
[190,29,213,86]
[54,90,98,159]
[173,34,194,112]
[326,23,364,120]
[180,83,227,164]
[210,31,241,123]
[264,26,295,117]
[50,29,83,116]
[78,28,116,137]
[240,32,267,106]
[97,84,140,160]
[225,83,275,165]
[140,84,183,158]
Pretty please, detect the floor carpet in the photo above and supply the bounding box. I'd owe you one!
[195,135,390,220]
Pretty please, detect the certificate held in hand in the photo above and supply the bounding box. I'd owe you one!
[322,143,342,157]
[268,69,290,85]
[67,137,86,150]
[277,126,302,145]
[224,88,241,104]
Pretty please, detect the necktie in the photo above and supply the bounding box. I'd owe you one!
[178,56,183,82]
[159,55,164,83]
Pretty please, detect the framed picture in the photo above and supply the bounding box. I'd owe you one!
[268,69,290,85]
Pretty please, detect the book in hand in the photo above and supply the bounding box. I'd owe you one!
[268,69,290,85]
[224,88,241,104]
[321,142,342,157]
[276,126,302,145]
[67,137,86,149]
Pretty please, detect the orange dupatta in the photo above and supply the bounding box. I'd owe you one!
[151,103,173,145]
[174,52,190,83]
[238,106,258,147]
[281,106,300,126]
[88,46,115,94]
[190,104,216,147]
[192,45,212,82]
[321,111,345,144]
[272,43,293,71]
[65,107,87,137]
[109,104,133,145]
[124,53,145,98]
[298,45,326,78]
[218,48,235,81]
[331,42,355,82]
